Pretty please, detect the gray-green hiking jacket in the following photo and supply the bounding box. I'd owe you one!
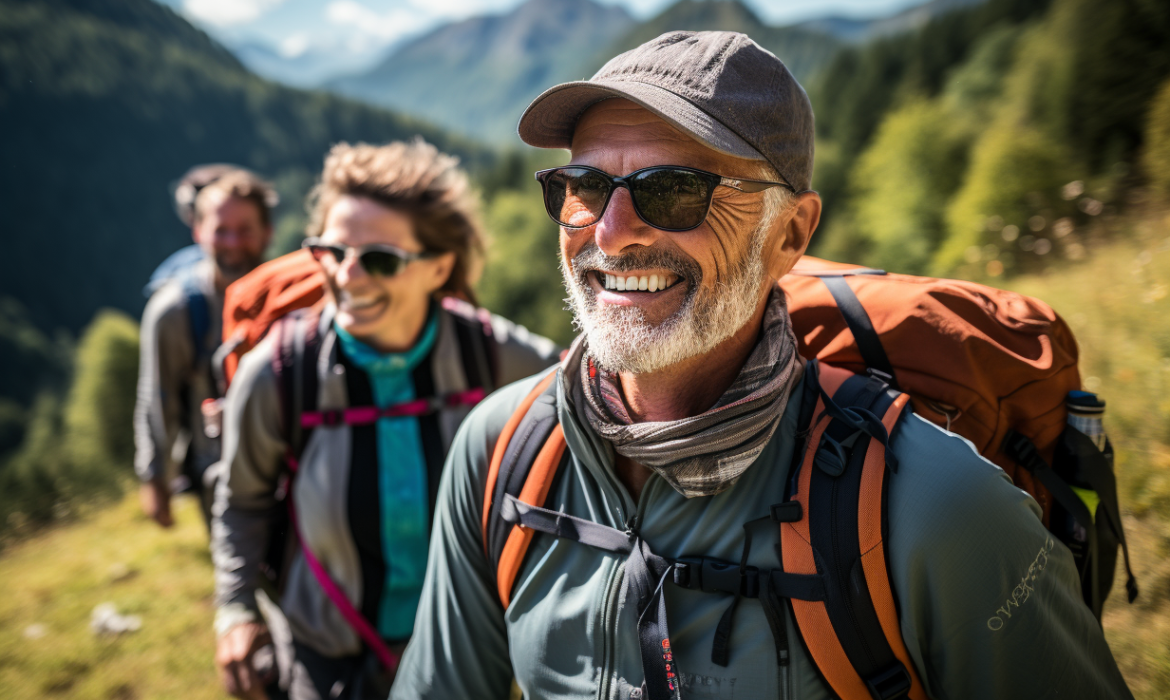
[391,366,1133,700]
[133,260,222,486]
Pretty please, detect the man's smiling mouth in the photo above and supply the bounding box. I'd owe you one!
[593,271,682,293]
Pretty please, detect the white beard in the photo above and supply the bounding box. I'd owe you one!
[562,222,770,376]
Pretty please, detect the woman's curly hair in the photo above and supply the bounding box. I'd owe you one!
[307,138,484,303]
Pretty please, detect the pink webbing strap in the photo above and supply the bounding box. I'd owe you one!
[300,387,486,428]
[284,454,401,672]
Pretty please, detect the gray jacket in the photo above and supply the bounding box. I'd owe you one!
[210,304,559,657]
[133,260,222,485]
[392,364,1133,700]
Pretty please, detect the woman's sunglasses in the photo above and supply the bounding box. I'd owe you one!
[302,237,437,278]
[534,165,794,232]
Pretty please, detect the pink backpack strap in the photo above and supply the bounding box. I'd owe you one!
[284,453,401,672]
[299,387,486,428]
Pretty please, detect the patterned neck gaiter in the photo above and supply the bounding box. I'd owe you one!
[571,287,804,498]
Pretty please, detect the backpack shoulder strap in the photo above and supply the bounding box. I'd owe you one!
[183,276,212,365]
[480,369,565,607]
[445,298,498,394]
[781,361,927,700]
[789,268,898,387]
[272,307,328,460]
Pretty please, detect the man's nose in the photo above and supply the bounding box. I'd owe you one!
[593,187,661,257]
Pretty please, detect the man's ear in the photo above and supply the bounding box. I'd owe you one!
[191,221,206,247]
[764,191,821,280]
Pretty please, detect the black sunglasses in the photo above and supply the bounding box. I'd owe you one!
[302,237,437,278]
[534,165,794,232]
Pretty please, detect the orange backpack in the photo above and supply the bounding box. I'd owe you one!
[214,249,325,392]
[480,257,1137,700]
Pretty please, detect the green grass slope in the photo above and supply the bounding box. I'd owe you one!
[0,493,219,699]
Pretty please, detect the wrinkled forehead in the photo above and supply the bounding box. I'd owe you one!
[569,99,761,175]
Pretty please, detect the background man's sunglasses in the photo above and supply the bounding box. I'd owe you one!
[302,237,437,278]
[534,165,794,232]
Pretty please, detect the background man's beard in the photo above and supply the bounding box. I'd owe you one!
[562,224,769,375]
[214,252,263,283]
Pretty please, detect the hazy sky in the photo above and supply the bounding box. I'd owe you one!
[160,0,927,59]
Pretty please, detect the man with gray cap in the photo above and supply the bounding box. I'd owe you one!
[391,31,1131,700]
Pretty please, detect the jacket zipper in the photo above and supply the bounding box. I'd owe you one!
[598,473,656,700]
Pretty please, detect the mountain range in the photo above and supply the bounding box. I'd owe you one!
[323,0,987,143]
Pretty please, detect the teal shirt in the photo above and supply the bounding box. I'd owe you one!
[335,312,438,640]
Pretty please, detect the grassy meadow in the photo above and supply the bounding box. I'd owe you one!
[0,211,1168,697]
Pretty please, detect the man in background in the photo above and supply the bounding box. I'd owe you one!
[134,167,275,529]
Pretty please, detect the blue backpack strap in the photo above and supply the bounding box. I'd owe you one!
[183,276,211,365]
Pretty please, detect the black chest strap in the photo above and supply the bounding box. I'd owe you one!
[499,492,825,700]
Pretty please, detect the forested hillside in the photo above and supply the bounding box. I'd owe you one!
[0,0,489,527]
[0,0,485,335]
[809,0,1170,279]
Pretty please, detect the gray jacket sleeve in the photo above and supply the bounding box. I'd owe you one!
[210,335,287,636]
[391,374,548,700]
[889,415,1133,700]
[133,285,193,483]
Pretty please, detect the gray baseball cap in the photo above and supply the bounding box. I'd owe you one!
[518,31,815,192]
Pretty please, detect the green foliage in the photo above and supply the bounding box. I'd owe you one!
[478,190,575,347]
[1144,77,1170,197]
[835,99,972,274]
[63,310,140,473]
[940,124,1075,277]
[0,298,72,455]
[0,311,140,536]
[809,0,1053,233]
[1057,0,1170,171]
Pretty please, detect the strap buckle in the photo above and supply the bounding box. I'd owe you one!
[321,409,342,426]
[770,501,803,523]
[672,557,760,597]
[865,662,911,700]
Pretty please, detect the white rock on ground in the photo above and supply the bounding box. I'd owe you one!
[90,602,142,636]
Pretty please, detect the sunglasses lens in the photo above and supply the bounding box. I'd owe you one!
[308,244,345,264]
[629,169,713,231]
[359,250,405,277]
[544,167,611,228]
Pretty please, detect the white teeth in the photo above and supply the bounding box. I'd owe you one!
[599,271,681,293]
[341,293,379,309]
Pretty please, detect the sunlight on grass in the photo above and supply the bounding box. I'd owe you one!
[0,492,220,699]
[1007,210,1170,698]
